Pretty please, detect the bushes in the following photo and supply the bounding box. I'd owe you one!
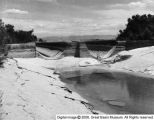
[0,19,37,45]
[0,53,5,67]
[0,45,7,67]
[5,26,37,44]
[0,57,4,67]
[117,14,154,41]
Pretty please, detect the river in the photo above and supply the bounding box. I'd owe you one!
[60,67,154,114]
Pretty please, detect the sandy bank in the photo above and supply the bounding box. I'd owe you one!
[0,57,103,120]
[110,46,154,75]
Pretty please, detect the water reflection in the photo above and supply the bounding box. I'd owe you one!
[61,69,154,114]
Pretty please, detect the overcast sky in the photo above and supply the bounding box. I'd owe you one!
[0,0,154,37]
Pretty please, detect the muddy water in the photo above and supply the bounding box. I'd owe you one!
[60,68,154,114]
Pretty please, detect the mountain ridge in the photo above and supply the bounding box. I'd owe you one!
[42,35,116,42]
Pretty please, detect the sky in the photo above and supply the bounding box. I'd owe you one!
[0,0,154,37]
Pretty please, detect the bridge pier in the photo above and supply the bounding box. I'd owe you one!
[74,42,80,57]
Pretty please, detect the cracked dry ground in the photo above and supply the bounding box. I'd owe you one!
[0,58,99,120]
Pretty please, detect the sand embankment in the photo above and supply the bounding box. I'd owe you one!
[110,46,154,75]
[0,57,103,120]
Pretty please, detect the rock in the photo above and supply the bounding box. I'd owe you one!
[107,100,126,107]
[54,70,60,75]
[79,59,100,67]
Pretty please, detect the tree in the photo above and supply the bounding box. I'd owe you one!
[38,38,44,42]
[14,29,37,43]
[0,19,38,44]
[0,19,8,45]
[5,24,14,33]
[5,24,16,43]
[117,14,154,41]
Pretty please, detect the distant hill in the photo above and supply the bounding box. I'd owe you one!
[42,35,116,42]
